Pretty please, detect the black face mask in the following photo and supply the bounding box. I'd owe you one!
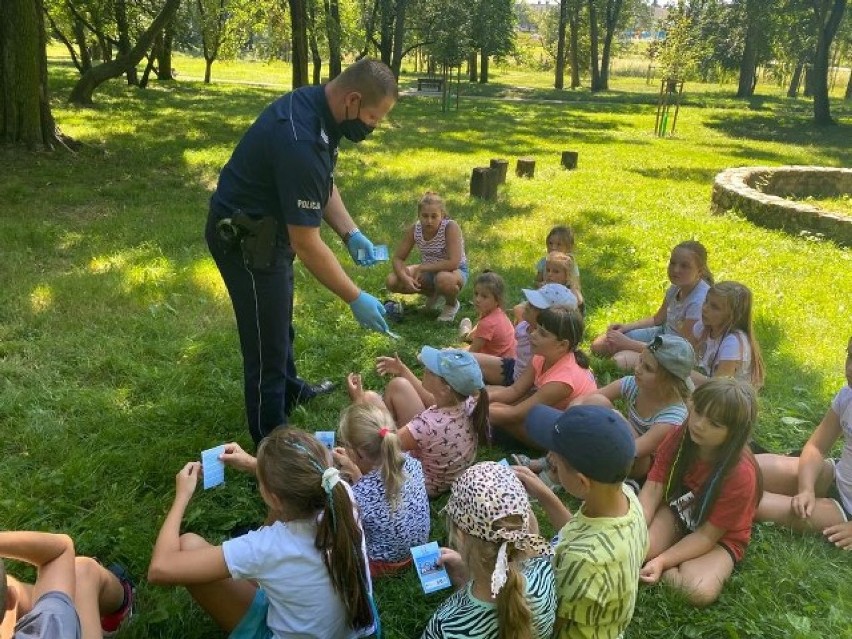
[340,102,374,143]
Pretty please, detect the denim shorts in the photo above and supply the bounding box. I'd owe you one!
[828,460,852,521]
[624,326,665,343]
[230,589,273,639]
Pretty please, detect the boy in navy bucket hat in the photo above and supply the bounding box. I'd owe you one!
[515,405,649,639]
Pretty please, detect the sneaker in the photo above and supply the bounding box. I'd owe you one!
[458,317,473,338]
[437,301,461,322]
[101,564,136,637]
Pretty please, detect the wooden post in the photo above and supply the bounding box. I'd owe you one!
[516,157,536,178]
[470,167,497,200]
[490,159,508,184]
[560,151,578,170]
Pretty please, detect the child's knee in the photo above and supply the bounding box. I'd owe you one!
[590,334,611,356]
[683,579,722,608]
[434,271,460,294]
[74,556,100,583]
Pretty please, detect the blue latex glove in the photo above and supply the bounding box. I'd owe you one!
[346,230,377,266]
[349,291,390,334]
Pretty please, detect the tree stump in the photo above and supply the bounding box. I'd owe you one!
[470,167,497,200]
[490,158,508,184]
[516,157,536,178]
[561,151,579,170]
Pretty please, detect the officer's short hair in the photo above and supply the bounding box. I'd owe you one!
[335,58,398,105]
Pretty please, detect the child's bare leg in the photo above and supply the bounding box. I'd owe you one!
[613,350,640,371]
[645,505,682,560]
[512,302,525,323]
[756,491,846,531]
[472,353,508,385]
[179,533,258,632]
[662,546,734,607]
[591,332,614,357]
[383,376,426,426]
[386,267,422,295]
[6,575,35,616]
[74,557,125,639]
[434,271,462,306]
[756,454,834,495]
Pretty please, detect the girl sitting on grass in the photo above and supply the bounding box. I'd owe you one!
[386,191,468,322]
[459,271,517,358]
[639,378,761,607]
[755,336,852,550]
[148,429,376,638]
[347,346,488,497]
[592,240,712,371]
[488,305,596,447]
[574,334,693,479]
[332,402,431,577]
[691,281,765,389]
[424,462,556,639]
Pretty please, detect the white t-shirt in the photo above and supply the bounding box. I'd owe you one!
[832,386,852,514]
[692,322,752,382]
[223,516,374,639]
[663,281,709,337]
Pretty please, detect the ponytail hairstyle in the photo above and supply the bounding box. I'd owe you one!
[663,378,761,527]
[418,191,447,217]
[256,429,373,631]
[474,271,507,308]
[536,305,590,369]
[338,403,406,509]
[546,225,575,253]
[470,387,491,445]
[699,281,765,389]
[674,240,714,285]
[451,516,536,639]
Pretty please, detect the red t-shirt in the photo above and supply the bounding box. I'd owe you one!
[647,426,758,561]
[471,308,517,358]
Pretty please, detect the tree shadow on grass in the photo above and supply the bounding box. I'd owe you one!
[630,166,720,185]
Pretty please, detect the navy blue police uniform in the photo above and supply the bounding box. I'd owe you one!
[205,85,340,444]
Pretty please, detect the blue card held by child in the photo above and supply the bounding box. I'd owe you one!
[497,458,510,467]
[358,245,389,262]
[315,431,335,450]
[201,445,226,489]
[411,542,451,594]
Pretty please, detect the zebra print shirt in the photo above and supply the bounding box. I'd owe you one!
[421,557,556,639]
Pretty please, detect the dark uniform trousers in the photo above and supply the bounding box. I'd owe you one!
[205,211,306,444]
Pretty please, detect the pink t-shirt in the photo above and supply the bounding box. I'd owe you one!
[472,308,517,358]
[531,352,597,410]
[406,397,478,497]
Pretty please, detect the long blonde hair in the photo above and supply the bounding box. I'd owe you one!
[449,515,536,639]
[338,403,406,509]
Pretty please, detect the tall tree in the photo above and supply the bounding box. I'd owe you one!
[470,0,514,83]
[324,0,341,78]
[555,0,568,89]
[811,0,847,124]
[288,0,309,87]
[1,0,62,149]
[734,0,777,97]
[587,0,625,92]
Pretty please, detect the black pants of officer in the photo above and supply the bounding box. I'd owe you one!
[205,211,309,444]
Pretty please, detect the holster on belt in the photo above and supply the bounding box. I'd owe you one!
[217,212,278,269]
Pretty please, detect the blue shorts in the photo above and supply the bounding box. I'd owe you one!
[624,326,665,344]
[828,460,852,521]
[230,589,273,639]
[500,358,516,386]
[420,262,469,289]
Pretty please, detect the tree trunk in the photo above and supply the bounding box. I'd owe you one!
[390,0,406,78]
[378,0,393,66]
[787,59,804,97]
[288,0,309,88]
[597,0,622,91]
[736,19,759,97]
[569,3,581,88]
[73,15,92,73]
[588,0,601,91]
[555,0,567,89]
[469,50,477,82]
[812,0,847,125]
[114,0,138,85]
[1,0,61,149]
[479,49,489,83]
[845,67,852,99]
[157,21,174,80]
[324,0,342,79]
[204,57,214,83]
[68,0,181,105]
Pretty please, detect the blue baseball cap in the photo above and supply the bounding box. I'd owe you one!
[525,405,635,483]
[419,347,484,396]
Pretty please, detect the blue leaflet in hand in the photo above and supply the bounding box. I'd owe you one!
[411,541,451,594]
[201,445,226,489]
[497,458,510,467]
[315,431,335,450]
[357,245,389,262]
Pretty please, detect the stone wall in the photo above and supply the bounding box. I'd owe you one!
[711,166,852,247]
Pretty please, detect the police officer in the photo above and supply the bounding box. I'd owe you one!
[205,58,396,445]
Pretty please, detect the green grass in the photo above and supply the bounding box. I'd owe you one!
[795,194,852,217]
[1,54,851,638]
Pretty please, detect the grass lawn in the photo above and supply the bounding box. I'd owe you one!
[1,54,851,638]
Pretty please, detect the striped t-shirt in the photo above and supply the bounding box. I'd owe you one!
[414,218,467,268]
[553,487,648,639]
[619,376,687,436]
[421,557,556,639]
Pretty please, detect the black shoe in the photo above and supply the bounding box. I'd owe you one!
[290,379,337,407]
